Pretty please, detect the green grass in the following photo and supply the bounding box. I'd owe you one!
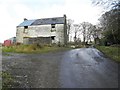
[2,44,71,53]
[96,46,120,63]
[2,71,14,89]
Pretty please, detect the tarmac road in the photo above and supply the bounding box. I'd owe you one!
[2,48,118,88]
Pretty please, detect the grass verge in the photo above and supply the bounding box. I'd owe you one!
[2,44,71,53]
[96,46,120,63]
[2,71,14,89]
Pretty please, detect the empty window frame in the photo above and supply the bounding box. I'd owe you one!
[24,26,28,33]
[51,24,56,32]
[24,26,28,29]
[51,24,55,28]
[51,36,55,40]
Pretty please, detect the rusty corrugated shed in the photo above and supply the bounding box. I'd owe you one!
[4,40,12,46]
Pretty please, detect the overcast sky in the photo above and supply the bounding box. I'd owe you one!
[0,0,102,43]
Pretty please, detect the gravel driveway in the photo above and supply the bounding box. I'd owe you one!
[2,48,118,88]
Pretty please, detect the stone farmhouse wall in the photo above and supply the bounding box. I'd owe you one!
[16,24,65,45]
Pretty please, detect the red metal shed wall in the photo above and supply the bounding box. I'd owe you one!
[4,40,12,46]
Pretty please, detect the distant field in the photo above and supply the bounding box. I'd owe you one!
[96,46,120,63]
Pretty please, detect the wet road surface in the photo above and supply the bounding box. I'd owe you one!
[2,48,118,88]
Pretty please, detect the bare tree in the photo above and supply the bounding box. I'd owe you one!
[91,25,102,44]
[80,22,94,44]
[86,23,94,43]
[92,0,118,9]
[73,24,81,43]
[80,22,86,44]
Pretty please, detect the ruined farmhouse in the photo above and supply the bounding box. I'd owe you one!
[16,15,67,45]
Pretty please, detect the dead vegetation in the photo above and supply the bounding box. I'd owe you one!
[2,44,70,53]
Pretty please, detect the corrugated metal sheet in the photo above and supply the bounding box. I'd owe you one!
[4,40,12,46]
[17,17,64,27]
[18,20,36,27]
[9,37,16,43]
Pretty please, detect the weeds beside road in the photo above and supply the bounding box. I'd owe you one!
[2,44,71,53]
[2,44,120,63]
[96,46,120,63]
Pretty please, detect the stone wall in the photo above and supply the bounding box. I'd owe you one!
[16,27,24,43]
[23,37,51,45]
[16,24,65,45]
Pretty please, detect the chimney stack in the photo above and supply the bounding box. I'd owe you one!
[24,18,27,21]
[63,14,66,19]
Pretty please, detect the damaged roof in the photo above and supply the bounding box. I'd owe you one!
[18,17,65,27]
[18,20,36,27]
